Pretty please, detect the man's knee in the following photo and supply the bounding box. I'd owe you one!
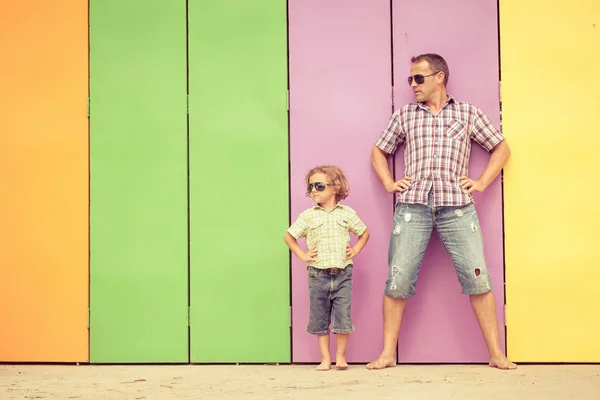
[458,265,493,295]
[384,264,417,298]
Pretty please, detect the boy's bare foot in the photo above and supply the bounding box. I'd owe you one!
[316,359,331,371]
[335,355,348,370]
[366,355,396,370]
[489,355,517,370]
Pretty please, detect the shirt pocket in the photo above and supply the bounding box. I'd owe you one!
[307,219,324,247]
[309,220,324,232]
[446,119,468,141]
[336,219,349,231]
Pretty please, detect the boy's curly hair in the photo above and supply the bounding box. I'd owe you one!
[305,165,350,202]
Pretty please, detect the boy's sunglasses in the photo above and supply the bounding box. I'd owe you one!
[307,182,331,192]
[407,71,440,85]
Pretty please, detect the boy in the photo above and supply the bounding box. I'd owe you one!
[285,165,370,371]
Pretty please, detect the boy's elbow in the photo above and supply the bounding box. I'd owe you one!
[284,231,296,245]
[363,229,371,241]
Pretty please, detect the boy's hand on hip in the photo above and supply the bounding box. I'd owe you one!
[300,246,317,263]
[385,176,411,193]
[346,245,356,259]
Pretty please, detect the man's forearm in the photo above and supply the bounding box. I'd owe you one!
[477,140,511,188]
[370,146,394,187]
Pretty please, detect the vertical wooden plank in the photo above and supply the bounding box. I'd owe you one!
[0,0,89,362]
[288,0,392,362]
[188,0,290,362]
[501,0,600,361]
[392,0,505,362]
[89,0,188,362]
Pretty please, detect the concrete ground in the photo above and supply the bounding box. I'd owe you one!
[2,363,599,399]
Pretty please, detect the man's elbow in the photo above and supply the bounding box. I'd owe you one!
[493,140,511,158]
[370,145,385,163]
[501,140,511,159]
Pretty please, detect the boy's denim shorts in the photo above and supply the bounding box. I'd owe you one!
[307,266,354,335]
[385,190,493,298]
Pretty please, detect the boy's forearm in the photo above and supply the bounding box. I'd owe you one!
[352,229,370,256]
[284,232,305,259]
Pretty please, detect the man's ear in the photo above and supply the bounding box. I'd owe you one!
[437,71,445,84]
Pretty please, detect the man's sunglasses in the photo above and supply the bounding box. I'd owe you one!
[307,182,331,192]
[407,71,440,85]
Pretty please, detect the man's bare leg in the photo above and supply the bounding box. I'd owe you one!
[316,334,331,371]
[366,295,406,369]
[335,333,349,370]
[470,291,517,370]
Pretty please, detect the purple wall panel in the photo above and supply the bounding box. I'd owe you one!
[392,0,505,362]
[289,0,392,362]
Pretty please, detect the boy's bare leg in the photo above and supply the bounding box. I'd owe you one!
[335,333,350,370]
[316,334,331,371]
[366,295,406,369]
[470,292,517,370]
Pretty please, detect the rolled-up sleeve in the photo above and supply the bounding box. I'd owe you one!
[375,109,405,154]
[287,211,309,239]
[471,107,504,152]
[347,211,367,237]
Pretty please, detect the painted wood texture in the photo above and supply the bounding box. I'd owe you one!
[0,0,89,362]
[188,0,290,363]
[501,0,600,362]
[289,0,393,362]
[89,0,189,362]
[392,0,505,362]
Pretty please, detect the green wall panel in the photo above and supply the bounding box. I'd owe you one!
[188,0,290,362]
[90,0,188,362]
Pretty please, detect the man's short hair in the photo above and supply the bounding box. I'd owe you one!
[411,53,449,86]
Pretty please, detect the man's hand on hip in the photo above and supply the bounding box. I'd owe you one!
[385,176,411,193]
[459,176,487,194]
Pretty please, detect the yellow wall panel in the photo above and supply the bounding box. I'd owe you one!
[0,1,89,361]
[501,0,600,361]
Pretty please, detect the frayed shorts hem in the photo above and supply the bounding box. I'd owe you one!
[462,285,493,296]
[384,289,415,299]
[331,328,354,334]
[306,328,355,335]
[307,329,330,335]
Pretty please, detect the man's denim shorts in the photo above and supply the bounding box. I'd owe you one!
[385,191,493,298]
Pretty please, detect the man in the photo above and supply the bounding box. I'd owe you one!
[367,53,516,370]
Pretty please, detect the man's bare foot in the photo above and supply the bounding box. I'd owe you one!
[316,359,331,371]
[366,355,396,370]
[335,355,348,370]
[489,354,517,370]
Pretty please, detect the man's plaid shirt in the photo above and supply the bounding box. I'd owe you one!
[288,204,367,269]
[375,95,505,207]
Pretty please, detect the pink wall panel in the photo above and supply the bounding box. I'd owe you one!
[289,0,392,362]
[392,0,505,362]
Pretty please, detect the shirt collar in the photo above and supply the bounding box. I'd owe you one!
[312,203,344,212]
[416,93,456,111]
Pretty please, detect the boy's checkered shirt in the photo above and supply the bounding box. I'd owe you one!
[287,204,367,269]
